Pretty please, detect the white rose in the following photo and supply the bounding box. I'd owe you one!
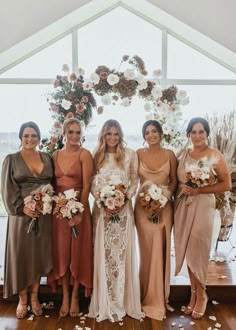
[107,73,119,86]
[151,86,162,100]
[83,80,93,90]
[124,69,135,80]
[61,99,72,110]
[90,72,100,85]
[64,189,77,200]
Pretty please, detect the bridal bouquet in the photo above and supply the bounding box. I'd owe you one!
[177,156,218,199]
[139,181,169,223]
[96,174,128,223]
[24,184,54,235]
[53,189,84,237]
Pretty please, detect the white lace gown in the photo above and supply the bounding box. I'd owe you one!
[88,148,143,322]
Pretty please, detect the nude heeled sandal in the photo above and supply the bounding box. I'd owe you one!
[181,290,196,315]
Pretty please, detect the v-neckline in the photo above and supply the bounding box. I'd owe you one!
[19,151,45,178]
[140,159,169,172]
[56,149,81,175]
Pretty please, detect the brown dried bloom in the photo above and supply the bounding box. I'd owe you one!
[112,74,137,98]
[139,81,154,99]
[160,85,177,103]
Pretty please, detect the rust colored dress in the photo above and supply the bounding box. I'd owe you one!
[135,159,173,320]
[48,149,93,296]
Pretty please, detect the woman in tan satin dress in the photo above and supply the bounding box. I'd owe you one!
[48,118,94,318]
[1,121,53,319]
[135,120,177,320]
[174,117,231,319]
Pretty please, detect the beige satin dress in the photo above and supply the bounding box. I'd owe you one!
[174,150,216,288]
[135,159,173,320]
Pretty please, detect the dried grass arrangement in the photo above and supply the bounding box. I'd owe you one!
[206,109,236,241]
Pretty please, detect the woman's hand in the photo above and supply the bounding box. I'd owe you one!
[182,185,199,196]
[68,214,82,227]
[152,207,163,218]
[23,206,40,219]
[105,201,127,217]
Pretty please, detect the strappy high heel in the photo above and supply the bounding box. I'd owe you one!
[30,292,43,316]
[192,293,208,319]
[181,290,196,315]
[16,293,28,319]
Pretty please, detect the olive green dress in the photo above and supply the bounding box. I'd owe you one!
[1,151,53,298]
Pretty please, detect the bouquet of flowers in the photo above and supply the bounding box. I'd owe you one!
[53,189,84,237]
[24,184,54,235]
[96,174,128,223]
[139,181,169,223]
[177,156,218,199]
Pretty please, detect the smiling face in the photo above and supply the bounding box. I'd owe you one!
[21,127,39,150]
[64,122,81,147]
[144,124,162,146]
[105,126,120,152]
[189,122,208,147]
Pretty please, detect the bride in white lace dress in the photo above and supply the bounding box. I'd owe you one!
[88,119,143,322]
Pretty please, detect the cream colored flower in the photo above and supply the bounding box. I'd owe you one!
[61,99,72,110]
[107,73,119,86]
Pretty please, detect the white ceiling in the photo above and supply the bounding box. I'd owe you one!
[0,0,236,71]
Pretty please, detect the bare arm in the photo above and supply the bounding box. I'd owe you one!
[79,149,94,207]
[69,149,94,226]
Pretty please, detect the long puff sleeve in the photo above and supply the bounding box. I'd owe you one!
[90,173,107,199]
[1,154,24,215]
[126,149,139,200]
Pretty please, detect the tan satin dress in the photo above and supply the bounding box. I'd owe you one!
[174,150,216,288]
[135,159,173,320]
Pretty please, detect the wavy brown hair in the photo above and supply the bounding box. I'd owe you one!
[94,119,126,171]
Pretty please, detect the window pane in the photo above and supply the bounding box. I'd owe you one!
[1,36,72,78]
[168,35,236,79]
[78,7,162,75]
[180,85,236,122]
[0,85,53,133]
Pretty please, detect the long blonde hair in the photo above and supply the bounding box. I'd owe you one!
[94,119,126,171]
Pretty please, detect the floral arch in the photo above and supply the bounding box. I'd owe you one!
[41,55,189,154]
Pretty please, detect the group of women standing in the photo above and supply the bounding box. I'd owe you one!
[1,116,231,322]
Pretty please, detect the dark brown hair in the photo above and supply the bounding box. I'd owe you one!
[142,120,163,139]
[186,117,210,137]
[19,121,41,141]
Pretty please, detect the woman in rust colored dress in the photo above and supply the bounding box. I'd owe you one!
[135,120,177,320]
[48,118,94,317]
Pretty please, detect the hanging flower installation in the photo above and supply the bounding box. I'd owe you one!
[41,65,97,154]
[41,55,189,153]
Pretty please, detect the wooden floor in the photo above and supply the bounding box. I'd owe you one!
[1,217,236,329]
[0,299,236,330]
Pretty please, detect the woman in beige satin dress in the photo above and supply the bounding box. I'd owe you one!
[174,117,231,319]
[135,120,177,320]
